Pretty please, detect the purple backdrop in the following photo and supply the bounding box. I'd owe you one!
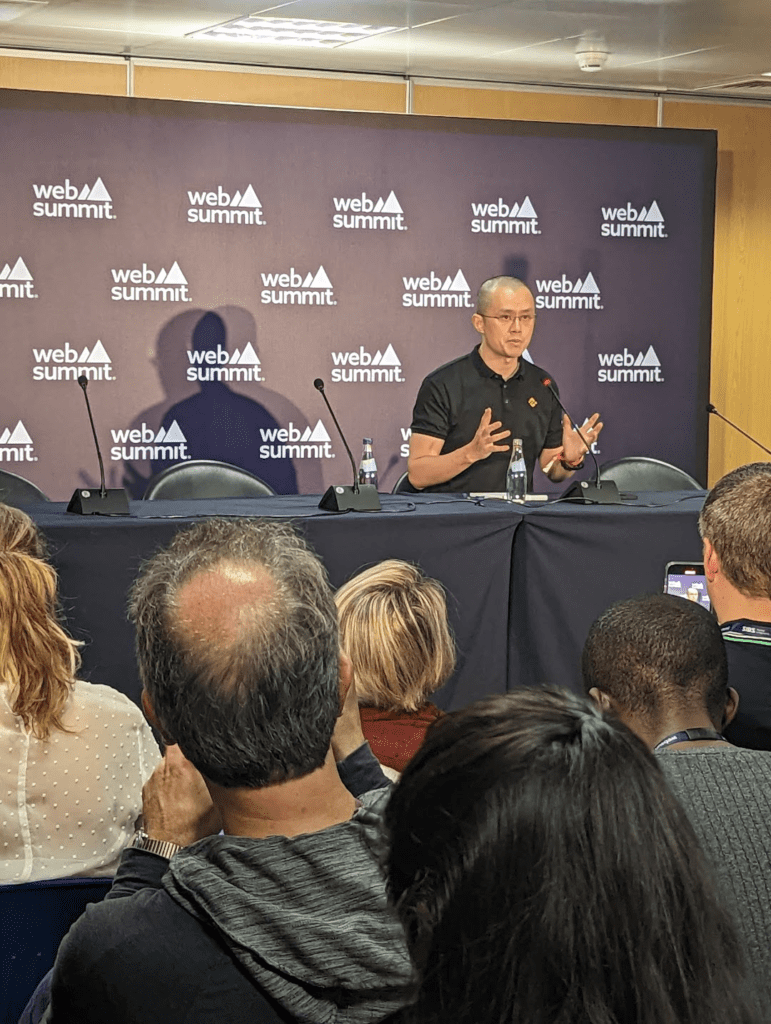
[0,92,715,498]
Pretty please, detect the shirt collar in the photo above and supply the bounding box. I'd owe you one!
[470,345,525,382]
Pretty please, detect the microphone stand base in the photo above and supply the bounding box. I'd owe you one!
[67,488,131,516]
[318,484,381,512]
[559,479,620,504]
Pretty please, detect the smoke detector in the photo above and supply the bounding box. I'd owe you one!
[576,34,609,73]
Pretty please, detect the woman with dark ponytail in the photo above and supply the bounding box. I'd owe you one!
[382,688,758,1024]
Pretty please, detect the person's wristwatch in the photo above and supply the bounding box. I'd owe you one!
[130,828,181,860]
[560,456,585,470]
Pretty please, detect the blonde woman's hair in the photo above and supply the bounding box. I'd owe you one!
[335,560,455,712]
[0,504,81,739]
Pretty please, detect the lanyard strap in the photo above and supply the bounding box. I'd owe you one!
[653,727,725,751]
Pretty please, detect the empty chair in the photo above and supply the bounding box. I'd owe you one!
[0,876,112,1024]
[143,460,276,500]
[0,470,49,507]
[598,457,702,491]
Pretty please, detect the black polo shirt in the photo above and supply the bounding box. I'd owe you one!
[410,346,563,492]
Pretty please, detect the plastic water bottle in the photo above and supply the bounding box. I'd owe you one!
[506,438,527,503]
[358,438,378,489]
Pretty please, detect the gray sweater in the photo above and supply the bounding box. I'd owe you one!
[657,746,771,1016]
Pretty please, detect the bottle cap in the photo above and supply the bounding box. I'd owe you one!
[363,437,373,445]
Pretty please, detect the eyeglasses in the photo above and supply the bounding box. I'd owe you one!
[479,313,536,325]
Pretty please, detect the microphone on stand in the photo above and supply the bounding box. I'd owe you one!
[541,377,619,504]
[67,375,130,515]
[706,403,771,458]
[314,378,380,512]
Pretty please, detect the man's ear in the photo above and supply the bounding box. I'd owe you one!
[141,690,174,744]
[723,687,740,729]
[703,537,719,580]
[588,686,614,713]
[338,650,353,714]
[471,312,485,336]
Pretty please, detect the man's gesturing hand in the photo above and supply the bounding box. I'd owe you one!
[468,407,511,463]
[141,743,221,847]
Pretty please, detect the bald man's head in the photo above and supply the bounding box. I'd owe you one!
[129,519,340,788]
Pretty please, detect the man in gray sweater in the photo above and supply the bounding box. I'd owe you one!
[582,593,771,1017]
[44,518,412,1024]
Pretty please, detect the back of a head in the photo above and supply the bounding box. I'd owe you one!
[0,503,80,739]
[581,594,728,729]
[699,462,771,599]
[385,688,753,1024]
[129,518,340,788]
[335,559,455,712]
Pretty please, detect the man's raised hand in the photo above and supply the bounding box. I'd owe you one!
[468,407,511,463]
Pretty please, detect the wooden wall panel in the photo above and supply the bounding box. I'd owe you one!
[664,101,771,483]
[133,64,406,112]
[0,55,125,95]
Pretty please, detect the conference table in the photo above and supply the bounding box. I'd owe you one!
[29,491,706,711]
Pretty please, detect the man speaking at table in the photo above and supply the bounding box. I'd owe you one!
[407,276,603,493]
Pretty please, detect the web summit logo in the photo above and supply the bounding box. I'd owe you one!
[0,258,37,299]
[470,196,541,235]
[260,266,336,306]
[259,420,335,460]
[32,177,114,219]
[186,185,265,226]
[0,421,36,462]
[186,342,263,383]
[32,340,114,382]
[601,201,667,239]
[535,273,603,311]
[597,345,664,383]
[111,262,191,302]
[110,421,190,462]
[402,270,472,308]
[330,344,403,383]
[332,191,407,231]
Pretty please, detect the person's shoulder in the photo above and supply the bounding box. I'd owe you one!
[70,680,147,721]
[721,619,771,645]
[420,349,476,385]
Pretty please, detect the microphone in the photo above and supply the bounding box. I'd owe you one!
[541,377,619,504]
[313,378,380,512]
[706,403,771,458]
[67,375,130,516]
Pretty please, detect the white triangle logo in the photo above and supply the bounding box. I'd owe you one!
[309,420,331,443]
[78,184,90,200]
[88,340,111,363]
[382,191,402,214]
[88,177,112,202]
[371,350,382,366]
[644,200,664,223]
[310,266,333,289]
[8,421,33,444]
[634,351,644,366]
[239,184,261,208]
[579,272,600,294]
[507,202,520,218]
[163,420,187,443]
[373,197,384,213]
[449,269,470,292]
[165,262,188,285]
[238,342,260,365]
[300,426,312,442]
[156,268,168,285]
[379,343,401,366]
[517,196,537,218]
[229,349,241,365]
[155,426,167,443]
[0,264,9,280]
[0,429,9,444]
[79,345,91,363]
[9,257,33,281]
[441,276,453,291]
[230,191,242,207]
[640,345,660,366]
[523,349,534,364]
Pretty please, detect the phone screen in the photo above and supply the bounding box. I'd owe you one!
[664,561,711,612]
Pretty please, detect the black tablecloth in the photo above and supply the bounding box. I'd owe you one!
[27,491,706,711]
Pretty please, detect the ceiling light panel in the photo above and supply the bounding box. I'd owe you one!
[190,14,400,47]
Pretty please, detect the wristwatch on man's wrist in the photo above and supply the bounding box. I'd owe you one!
[130,828,181,861]
[560,456,585,470]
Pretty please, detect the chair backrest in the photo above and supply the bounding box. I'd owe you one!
[143,460,276,500]
[598,456,702,491]
[391,471,417,494]
[0,470,49,507]
[0,876,112,1024]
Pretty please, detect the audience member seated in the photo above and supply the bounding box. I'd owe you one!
[698,462,771,749]
[582,593,771,1013]
[374,688,756,1024]
[0,504,160,883]
[44,519,412,1024]
[335,560,454,773]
